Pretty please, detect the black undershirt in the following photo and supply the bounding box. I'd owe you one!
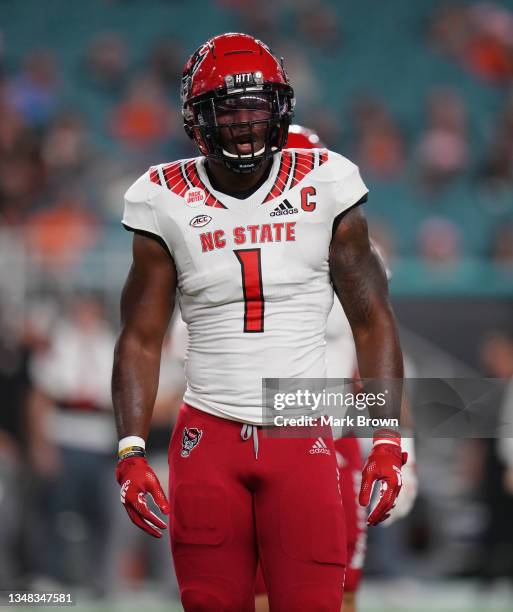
[122,224,173,259]
[331,194,368,237]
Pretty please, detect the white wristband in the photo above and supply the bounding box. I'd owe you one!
[118,436,146,453]
[374,438,400,447]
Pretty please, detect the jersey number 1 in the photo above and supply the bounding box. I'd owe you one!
[234,249,264,333]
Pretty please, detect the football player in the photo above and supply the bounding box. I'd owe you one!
[112,34,407,612]
[252,125,418,612]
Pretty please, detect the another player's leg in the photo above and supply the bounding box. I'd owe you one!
[255,432,346,612]
[336,435,367,612]
[168,404,258,612]
[254,564,269,612]
[343,592,356,612]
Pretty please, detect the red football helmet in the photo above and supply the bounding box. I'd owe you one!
[181,33,295,173]
[285,124,325,149]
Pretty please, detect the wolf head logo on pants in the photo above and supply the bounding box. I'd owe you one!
[181,427,203,457]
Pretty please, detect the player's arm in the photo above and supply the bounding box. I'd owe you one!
[329,206,407,526]
[112,233,176,537]
[330,206,402,385]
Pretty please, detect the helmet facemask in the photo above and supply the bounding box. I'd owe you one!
[185,87,294,173]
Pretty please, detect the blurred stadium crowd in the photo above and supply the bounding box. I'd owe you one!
[1,0,513,606]
[0,1,513,292]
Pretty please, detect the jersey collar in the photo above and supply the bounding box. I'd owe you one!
[196,153,282,208]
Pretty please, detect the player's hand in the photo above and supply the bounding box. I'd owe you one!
[382,460,417,525]
[359,430,408,526]
[382,436,418,525]
[116,456,170,538]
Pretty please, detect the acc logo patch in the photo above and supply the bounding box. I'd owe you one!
[181,427,203,457]
[189,214,212,228]
[184,188,205,207]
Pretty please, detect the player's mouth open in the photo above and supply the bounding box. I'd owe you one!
[224,142,266,158]
[236,141,256,154]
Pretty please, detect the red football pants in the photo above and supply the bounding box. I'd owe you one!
[254,435,367,597]
[168,403,346,612]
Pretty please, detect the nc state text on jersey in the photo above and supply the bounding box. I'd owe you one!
[200,222,296,252]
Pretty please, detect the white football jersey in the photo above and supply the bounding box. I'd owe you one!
[122,148,368,424]
[326,301,357,379]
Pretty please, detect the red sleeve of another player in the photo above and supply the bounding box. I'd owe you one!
[336,436,367,593]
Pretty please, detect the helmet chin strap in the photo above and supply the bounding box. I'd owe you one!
[222,146,266,158]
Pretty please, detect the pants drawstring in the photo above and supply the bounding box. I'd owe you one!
[240,424,259,460]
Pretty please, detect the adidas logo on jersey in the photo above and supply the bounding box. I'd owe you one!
[309,437,331,455]
[270,199,298,217]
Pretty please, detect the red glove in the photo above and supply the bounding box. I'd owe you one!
[359,430,408,526]
[116,456,170,538]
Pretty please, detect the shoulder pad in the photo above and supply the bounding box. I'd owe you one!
[313,149,359,184]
